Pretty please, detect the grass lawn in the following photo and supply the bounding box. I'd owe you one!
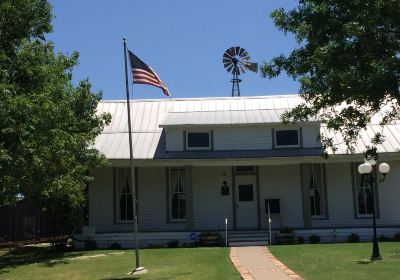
[269,242,400,280]
[0,246,240,280]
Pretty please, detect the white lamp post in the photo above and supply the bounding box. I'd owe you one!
[358,159,390,261]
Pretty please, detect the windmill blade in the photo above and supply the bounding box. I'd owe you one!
[238,47,247,57]
[239,64,246,74]
[226,63,235,73]
[226,47,235,57]
[223,52,233,60]
[224,62,233,70]
[244,62,258,73]
[223,57,233,64]
[235,46,241,55]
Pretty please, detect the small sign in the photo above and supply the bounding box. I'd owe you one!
[189,232,198,241]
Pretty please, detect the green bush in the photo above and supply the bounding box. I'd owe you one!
[378,235,390,242]
[110,241,122,250]
[347,233,360,243]
[297,236,305,244]
[393,233,400,241]
[309,235,321,244]
[84,239,97,250]
[280,227,293,234]
[167,240,179,248]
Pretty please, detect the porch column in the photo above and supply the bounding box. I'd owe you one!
[185,166,194,231]
[300,163,312,228]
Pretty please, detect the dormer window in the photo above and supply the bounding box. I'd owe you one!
[186,131,211,150]
[275,129,300,148]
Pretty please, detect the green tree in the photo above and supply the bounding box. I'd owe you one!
[262,0,400,158]
[0,0,111,235]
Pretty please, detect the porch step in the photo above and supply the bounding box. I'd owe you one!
[230,240,268,247]
[228,231,269,247]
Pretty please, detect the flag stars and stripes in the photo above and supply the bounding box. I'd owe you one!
[128,51,170,96]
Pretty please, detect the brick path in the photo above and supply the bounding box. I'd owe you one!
[230,246,303,280]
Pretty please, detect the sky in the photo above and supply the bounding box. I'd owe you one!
[47,1,300,100]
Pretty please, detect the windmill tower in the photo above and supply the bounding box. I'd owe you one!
[222,46,258,97]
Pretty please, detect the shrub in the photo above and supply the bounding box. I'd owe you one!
[309,235,320,244]
[393,233,400,241]
[167,240,179,248]
[378,235,390,242]
[297,236,305,244]
[280,227,293,234]
[147,243,164,249]
[347,233,360,243]
[110,241,122,250]
[84,239,97,250]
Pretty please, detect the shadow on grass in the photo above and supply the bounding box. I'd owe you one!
[0,245,84,275]
[101,272,192,280]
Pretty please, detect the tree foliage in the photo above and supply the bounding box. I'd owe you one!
[262,0,400,157]
[0,0,111,234]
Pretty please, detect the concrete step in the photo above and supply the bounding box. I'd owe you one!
[229,236,269,242]
[229,240,268,247]
[228,231,270,247]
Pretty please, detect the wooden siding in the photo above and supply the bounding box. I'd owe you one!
[165,124,321,151]
[302,125,321,148]
[258,165,304,229]
[165,128,183,151]
[214,127,272,150]
[312,161,400,228]
[138,167,185,231]
[89,168,114,229]
[192,166,234,230]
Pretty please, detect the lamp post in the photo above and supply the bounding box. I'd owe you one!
[357,160,390,261]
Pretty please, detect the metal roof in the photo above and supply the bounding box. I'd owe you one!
[95,95,400,160]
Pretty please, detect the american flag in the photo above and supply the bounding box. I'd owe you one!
[128,51,170,96]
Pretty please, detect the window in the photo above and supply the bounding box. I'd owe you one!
[275,129,300,147]
[170,168,186,221]
[117,168,133,222]
[24,216,35,238]
[238,184,254,201]
[310,164,326,218]
[235,166,255,173]
[352,163,377,217]
[186,132,211,150]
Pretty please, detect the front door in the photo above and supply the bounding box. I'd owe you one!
[235,175,258,229]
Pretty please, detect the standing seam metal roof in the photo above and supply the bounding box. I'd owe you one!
[95,95,400,159]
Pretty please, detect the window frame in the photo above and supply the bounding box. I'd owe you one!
[274,128,301,148]
[115,168,135,224]
[351,163,379,219]
[185,131,211,150]
[310,163,327,219]
[168,168,187,223]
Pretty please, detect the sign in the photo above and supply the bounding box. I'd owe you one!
[189,232,198,241]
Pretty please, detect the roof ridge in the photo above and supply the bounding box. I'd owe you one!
[99,94,300,103]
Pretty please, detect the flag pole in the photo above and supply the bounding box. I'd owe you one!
[123,37,143,274]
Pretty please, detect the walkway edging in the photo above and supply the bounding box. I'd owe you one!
[230,247,255,280]
[262,247,304,280]
[230,246,303,280]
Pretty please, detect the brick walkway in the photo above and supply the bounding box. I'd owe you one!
[230,246,303,280]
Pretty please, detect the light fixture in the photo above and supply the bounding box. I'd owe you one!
[357,158,390,261]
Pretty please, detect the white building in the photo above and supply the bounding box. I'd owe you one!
[80,95,400,247]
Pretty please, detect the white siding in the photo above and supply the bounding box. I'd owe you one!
[312,161,400,228]
[214,126,272,150]
[89,168,114,229]
[192,166,234,230]
[138,167,185,231]
[165,128,183,151]
[378,161,400,225]
[259,165,303,229]
[302,124,321,148]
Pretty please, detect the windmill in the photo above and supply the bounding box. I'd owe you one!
[222,46,258,97]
